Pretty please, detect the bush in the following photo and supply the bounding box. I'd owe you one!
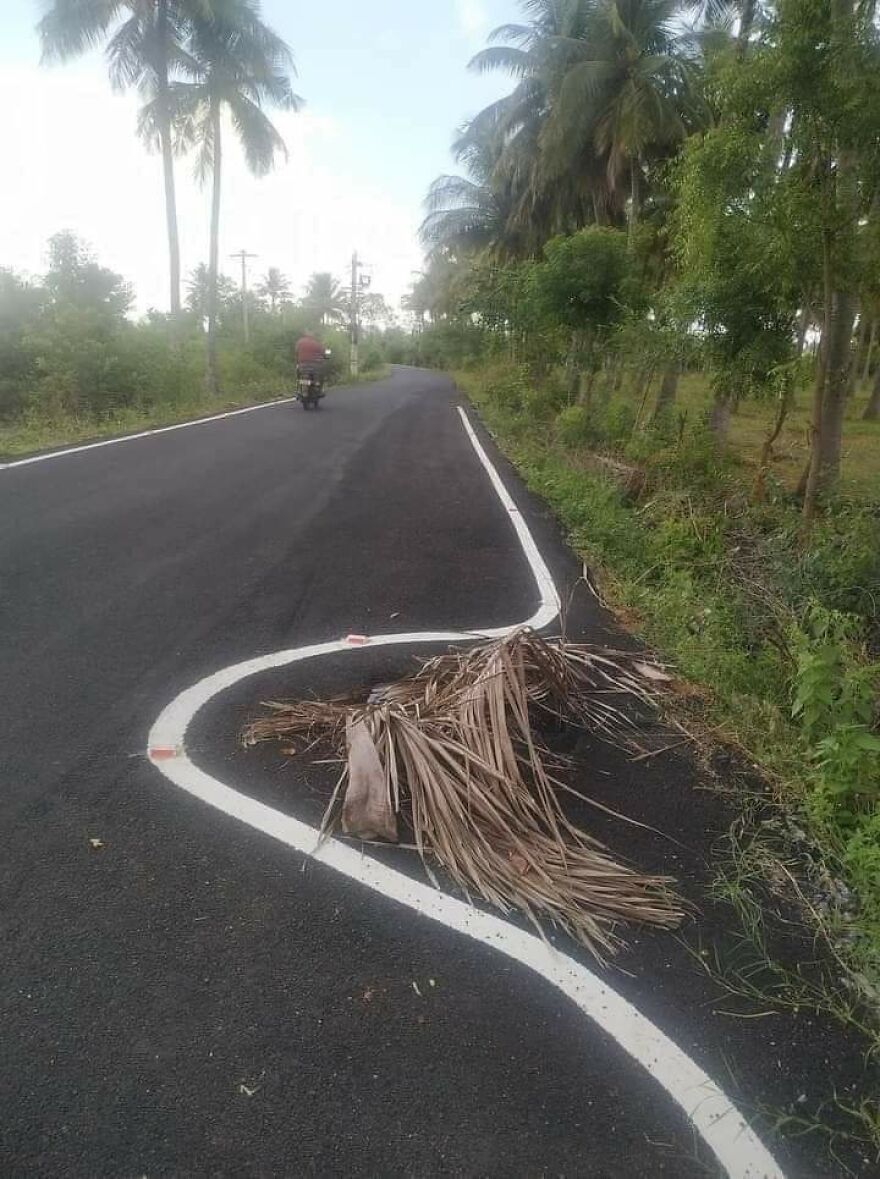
[483,364,529,412]
[418,321,487,368]
[522,381,565,420]
[218,348,280,397]
[602,400,637,443]
[844,812,880,934]
[803,506,880,631]
[556,404,593,446]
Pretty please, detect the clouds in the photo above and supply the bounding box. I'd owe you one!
[454,0,490,43]
[0,62,422,313]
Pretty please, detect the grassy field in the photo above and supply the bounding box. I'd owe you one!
[669,372,879,499]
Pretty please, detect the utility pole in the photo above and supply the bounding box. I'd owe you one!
[348,251,372,377]
[350,250,360,377]
[230,249,257,345]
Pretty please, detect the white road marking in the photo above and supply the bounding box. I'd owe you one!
[147,408,784,1179]
[0,397,296,471]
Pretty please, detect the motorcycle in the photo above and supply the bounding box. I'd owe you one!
[296,348,332,411]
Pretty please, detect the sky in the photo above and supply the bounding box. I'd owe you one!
[0,1,516,315]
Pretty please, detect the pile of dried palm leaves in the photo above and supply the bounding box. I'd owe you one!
[243,628,684,959]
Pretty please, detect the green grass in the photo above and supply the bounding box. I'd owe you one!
[672,371,880,500]
[0,397,272,458]
[455,363,880,993]
[0,367,389,459]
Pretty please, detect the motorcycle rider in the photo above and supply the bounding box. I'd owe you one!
[295,331,327,389]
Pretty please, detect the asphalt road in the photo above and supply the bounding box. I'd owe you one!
[0,368,871,1177]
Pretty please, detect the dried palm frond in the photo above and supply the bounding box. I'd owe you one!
[244,629,683,959]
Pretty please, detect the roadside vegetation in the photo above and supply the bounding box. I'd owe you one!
[0,233,397,457]
[406,0,880,993]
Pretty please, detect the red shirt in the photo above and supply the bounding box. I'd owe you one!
[296,336,324,364]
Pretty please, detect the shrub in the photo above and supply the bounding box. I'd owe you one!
[556,404,593,446]
[844,812,880,932]
[522,381,565,420]
[792,605,880,820]
[362,344,384,372]
[218,348,279,397]
[483,364,529,412]
[803,505,880,630]
[602,400,637,443]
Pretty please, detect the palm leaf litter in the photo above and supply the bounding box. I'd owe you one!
[243,628,684,959]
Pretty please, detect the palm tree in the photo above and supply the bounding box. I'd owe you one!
[186,260,236,319]
[257,266,291,312]
[467,0,613,238]
[544,0,700,234]
[303,272,347,326]
[171,0,300,393]
[39,0,196,317]
[420,108,520,257]
[467,0,701,238]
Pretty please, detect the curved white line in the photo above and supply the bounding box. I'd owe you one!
[148,407,783,1179]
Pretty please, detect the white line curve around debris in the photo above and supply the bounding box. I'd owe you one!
[148,405,784,1179]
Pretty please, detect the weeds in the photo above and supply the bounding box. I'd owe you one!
[756,1093,880,1176]
[456,361,880,990]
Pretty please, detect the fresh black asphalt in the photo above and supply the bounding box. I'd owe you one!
[2,368,876,1177]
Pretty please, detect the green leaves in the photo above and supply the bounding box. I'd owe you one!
[533,226,638,332]
[792,643,844,736]
[426,0,708,262]
[814,726,880,799]
[791,603,880,812]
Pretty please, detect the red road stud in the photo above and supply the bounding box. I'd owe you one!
[149,746,180,761]
[345,634,371,646]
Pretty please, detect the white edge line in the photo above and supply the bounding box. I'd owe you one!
[1,397,297,470]
[147,408,783,1179]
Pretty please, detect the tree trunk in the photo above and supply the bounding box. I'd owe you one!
[762,107,787,171]
[802,234,832,518]
[627,158,640,244]
[803,239,856,521]
[205,99,222,398]
[156,0,180,320]
[736,0,757,56]
[845,312,867,398]
[796,321,827,500]
[633,363,656,413]
[652,364,679,420]
[160,118,181,320]
[599,358,620,406]
[859,319,875,386]
[592,192,610,227]
[565,330,581,400]
[709,390,733,444]
[580,366,598,412]
[752,387,792,502]
[795,302,811,356]
[818,297,856,482]
[862,362,880,420]
[803,80,859,522]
